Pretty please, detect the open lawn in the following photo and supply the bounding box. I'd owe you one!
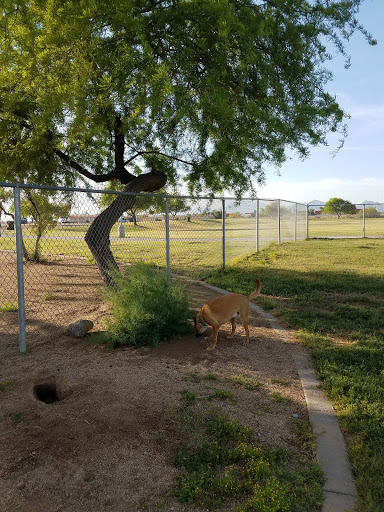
[206,238,384,512]
[0,216,305,276]
[308,215,384,238]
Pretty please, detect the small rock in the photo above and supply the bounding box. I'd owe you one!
[16,481,26,490]
[66,320,94,338]
[292,414,299,419]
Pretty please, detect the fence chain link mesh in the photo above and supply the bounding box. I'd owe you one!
[0,183,307,351]
[307,203,384,238]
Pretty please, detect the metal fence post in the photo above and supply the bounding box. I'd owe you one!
[277,199,281,244]
[306,205,309,239]
[222,198,226,269]
[256,199,260,253]
[294,203,297,242]
[363,204,366,238]
[13,184,27,352]
[165,197,171,285]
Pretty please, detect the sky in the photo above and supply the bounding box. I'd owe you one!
[257,0,384,205]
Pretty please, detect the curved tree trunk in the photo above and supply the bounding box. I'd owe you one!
[85,170,167,286]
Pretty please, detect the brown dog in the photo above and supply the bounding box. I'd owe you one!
[194,279,261,350]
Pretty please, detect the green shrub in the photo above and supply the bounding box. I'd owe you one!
[102,263,193,348]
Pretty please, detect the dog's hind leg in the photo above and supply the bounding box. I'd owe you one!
[242,321,250,344]
[226,317,237,339]
[239,309,250,345]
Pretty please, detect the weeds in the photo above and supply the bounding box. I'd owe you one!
[0,381,10,392]
[270,392,288,403]
[227,374,260,390]
[10,411,23,423]
[1,301,18,312]
[100,262,193,348]
[211,389,235,402]
[171,404,323,510]
[41,292,54,301]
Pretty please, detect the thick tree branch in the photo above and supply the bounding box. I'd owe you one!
[114,116,125,176]
[55,150,136,184]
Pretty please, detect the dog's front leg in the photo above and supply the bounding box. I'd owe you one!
[207,324,219,351]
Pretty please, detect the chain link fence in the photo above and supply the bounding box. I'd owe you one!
[307,203,384,238]
[0,183,306,351]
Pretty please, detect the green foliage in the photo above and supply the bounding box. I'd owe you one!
[357,207,381,218]
[227,374,260,390]
[0,0,376,195]
[20,190,71,261]
[0,187,13,218]
[0,301,18,312]
[168,195,190,217]
[10,411,24,424]
[172,407,323,511]
[323,197,357,217]
[102,262,192,348]
[212,389,235,401]
[0,381,10,392]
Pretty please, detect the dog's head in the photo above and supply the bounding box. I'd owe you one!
[194,314,208,337]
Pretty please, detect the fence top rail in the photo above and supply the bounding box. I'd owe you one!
[0,182,306,206]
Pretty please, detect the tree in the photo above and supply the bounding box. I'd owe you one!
[323,198,357,218]
[0,187,30,259]
[20,191,71,261]
[357,207,381,218]
[168,197,190,218]
[260,202,292,218]
[0,1,376,284]
[99,181,165,226]
[0,188,13,222]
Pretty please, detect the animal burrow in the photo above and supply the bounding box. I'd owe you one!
[33,377,67,404]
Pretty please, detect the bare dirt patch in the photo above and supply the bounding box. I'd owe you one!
[1,259,311,512]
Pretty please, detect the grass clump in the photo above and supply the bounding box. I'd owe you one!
[171,407,323,511]
[102,263,193,348]
[0,381,10,392]
[1,301,18,312]
[227,374,260,390]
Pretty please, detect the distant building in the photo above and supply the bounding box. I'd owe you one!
[67,215,97,224]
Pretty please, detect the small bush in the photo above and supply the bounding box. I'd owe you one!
[102,263,193,348]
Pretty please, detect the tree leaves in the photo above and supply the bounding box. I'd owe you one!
[0,0,376,194]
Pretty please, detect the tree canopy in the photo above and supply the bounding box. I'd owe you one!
[323,197,357,217]
[0,0,376,196]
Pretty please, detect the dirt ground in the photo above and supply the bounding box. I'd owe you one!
[0,259,311,512]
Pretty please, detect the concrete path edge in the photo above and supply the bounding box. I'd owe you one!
[197,281,357,512]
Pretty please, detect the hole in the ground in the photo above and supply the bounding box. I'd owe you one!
[34,382,60,404]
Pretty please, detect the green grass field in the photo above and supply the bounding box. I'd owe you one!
[0,217,299,276]
[308,215,384,237]
[205,239,384,512]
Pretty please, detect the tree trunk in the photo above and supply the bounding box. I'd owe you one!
[85,171,167,286]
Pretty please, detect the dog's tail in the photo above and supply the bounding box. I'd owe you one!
[248,278,261,301]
